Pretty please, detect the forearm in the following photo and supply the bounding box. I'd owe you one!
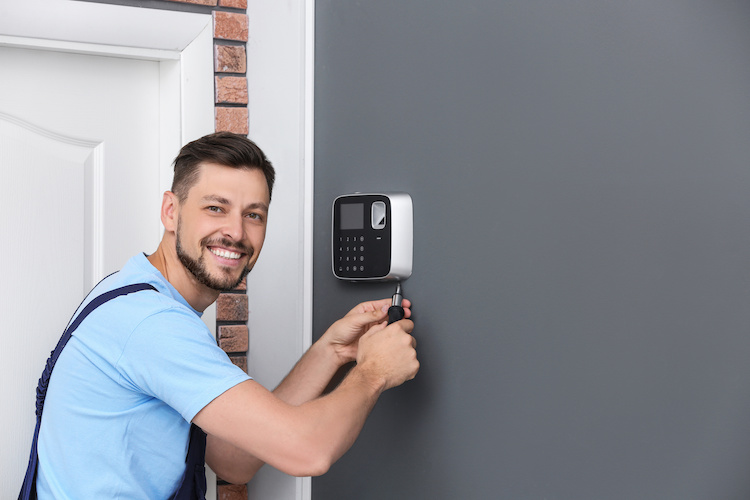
[291,364,384,470]
[196,369,385,478]
[205,340,345,481]
[272,338,346,406]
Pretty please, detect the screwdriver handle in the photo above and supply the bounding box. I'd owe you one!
[387,305,405,324]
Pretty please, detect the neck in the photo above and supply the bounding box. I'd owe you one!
[147,234,220,312]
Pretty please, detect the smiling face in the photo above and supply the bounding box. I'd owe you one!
[173,162,270,292]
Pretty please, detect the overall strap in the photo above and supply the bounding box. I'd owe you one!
[169,424,208,500]
[18,282,157,500]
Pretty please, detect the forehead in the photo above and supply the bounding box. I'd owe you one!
[187,162,270,204]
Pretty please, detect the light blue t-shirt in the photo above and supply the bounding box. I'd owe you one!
[36,253,251,499]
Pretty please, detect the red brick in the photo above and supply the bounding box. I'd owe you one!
[215,76,248,105]
[228,355,247,373]
[218,325,248,353]
[213,11,248,42]
[216,293,248,321]
[218,483,247,500]
[215,107,248,134]
[166,0,217,5]
[214,45,246,73]
[219,0,247,8]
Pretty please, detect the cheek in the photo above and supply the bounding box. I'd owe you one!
[192,217,220,240]
[250,227,267,249]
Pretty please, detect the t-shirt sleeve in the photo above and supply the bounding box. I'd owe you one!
[115,306,251,422]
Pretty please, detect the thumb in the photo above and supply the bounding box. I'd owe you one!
[346,308,387,328]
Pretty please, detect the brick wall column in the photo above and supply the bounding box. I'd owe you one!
[215,278,249,499]
[167,1,250,498]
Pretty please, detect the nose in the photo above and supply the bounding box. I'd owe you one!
[222,212,245,242]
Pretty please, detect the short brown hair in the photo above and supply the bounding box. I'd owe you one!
[171,132,275,201]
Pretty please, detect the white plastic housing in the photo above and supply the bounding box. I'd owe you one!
[332,192,413,281]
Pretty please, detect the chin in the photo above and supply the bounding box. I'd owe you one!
[209,268,251,292]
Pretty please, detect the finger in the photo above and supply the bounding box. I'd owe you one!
[347,298,392,316]
[347,307,388,328]
[349,297,414,314]
[401,299,412,319]
[362,320,388,339]
[390,318,414,334]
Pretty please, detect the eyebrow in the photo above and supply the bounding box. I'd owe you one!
[202,195,231,205]
[201,195,269,212]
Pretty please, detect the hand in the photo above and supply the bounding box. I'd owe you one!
[356,319,419,392]
[322,297,412,364]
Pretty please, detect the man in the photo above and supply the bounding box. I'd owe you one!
[35,132,419,498]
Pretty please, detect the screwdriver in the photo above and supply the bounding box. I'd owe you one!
[387,282,405,324]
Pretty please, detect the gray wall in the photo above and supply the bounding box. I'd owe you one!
[312,1,750,498]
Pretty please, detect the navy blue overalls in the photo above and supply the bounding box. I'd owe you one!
[19,283,207,500]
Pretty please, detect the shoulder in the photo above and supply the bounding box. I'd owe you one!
[86,254,204,328]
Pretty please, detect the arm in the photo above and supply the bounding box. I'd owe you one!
[205,298,411,482]
[205,338,346,482]
[274,297,412,405]
[204,338,348,482]
[196,311,418,481]
[205,297,412,482]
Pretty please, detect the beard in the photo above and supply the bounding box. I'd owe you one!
[175,218,253,292]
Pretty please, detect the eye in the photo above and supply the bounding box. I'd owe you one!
[246,212,263,221]
[206,206,223,213]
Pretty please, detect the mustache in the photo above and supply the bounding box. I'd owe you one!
[201,237,253,257]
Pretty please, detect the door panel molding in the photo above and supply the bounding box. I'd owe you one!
[0,111,104,288]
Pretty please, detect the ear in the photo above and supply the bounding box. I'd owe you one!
[161,191,179,232]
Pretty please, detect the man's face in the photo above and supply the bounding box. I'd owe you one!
[174,162,270,292]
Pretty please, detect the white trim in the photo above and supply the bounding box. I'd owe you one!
[303,0,316,368]
[159,59,182,197]
[90,143,105,284]
[0,35,180,60]
[178,23,216,143]
[0,0,208,52]
[300,0,315,497]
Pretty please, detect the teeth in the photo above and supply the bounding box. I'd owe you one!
[210,248,242,260]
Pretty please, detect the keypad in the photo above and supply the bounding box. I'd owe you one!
[337,235,367,274]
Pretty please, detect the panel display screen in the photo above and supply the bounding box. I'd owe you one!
[340,203,364,230]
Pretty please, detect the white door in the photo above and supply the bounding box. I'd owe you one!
[0,46,163,491]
